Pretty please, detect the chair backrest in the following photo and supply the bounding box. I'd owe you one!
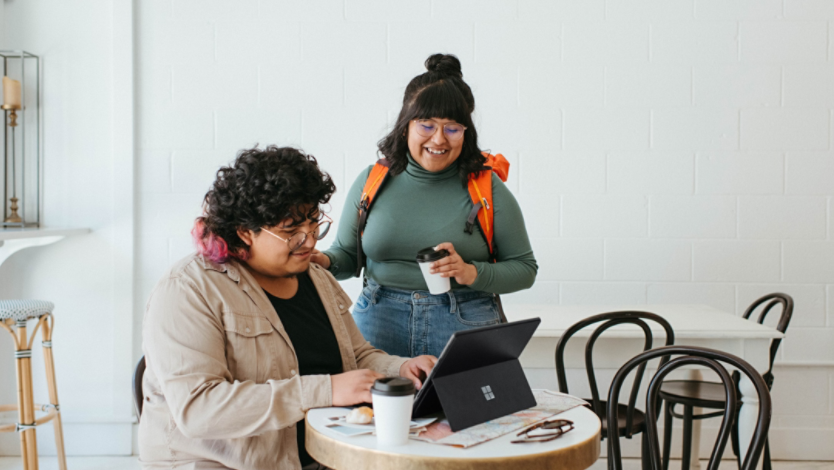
[133,355,146,421]
[743,293,793,386]
[607,345,771,470]
[554,311,675,438]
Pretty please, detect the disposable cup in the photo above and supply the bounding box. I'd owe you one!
[416,247,451,295]
[371,377,415,446]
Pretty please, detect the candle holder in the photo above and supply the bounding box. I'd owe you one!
[1,51,40,228]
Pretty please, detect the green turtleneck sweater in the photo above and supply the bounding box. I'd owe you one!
[323,155,537,294]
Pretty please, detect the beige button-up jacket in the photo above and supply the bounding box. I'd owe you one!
[139,253,408,470]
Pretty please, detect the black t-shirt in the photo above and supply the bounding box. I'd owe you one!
[265,273,343,467]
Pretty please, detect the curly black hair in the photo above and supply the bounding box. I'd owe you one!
[377,53,487,185]
[192,146,336,263]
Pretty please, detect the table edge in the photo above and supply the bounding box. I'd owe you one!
[305,411,601,470]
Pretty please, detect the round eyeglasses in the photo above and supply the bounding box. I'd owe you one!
[511,419,574,444]
[411,119,467,142]
[262,216,332,253]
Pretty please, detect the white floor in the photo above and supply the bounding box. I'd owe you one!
[587,460,834,470]
[0,457,832,470]
[0,457,141,470]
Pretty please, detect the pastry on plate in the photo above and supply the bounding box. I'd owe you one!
[345,406,373,424]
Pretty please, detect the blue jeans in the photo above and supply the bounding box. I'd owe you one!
[352,279,502,358]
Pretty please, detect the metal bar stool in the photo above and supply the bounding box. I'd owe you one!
[0,300,67,470]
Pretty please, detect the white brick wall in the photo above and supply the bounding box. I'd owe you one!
[828,285,834,327]
[784,65,834,106]
[649,195,736,238]
[693,240,781,282]
[738,196,828,239]
[785,152,834,194]
[741,108,830,150]
[519,151,606,194]
[693,65,781,107]
[531,238,604,282]
[605,239,692,281]
[696,0,784,20]
[392,22,475,65]
[784,241,834,282]
[607,152,694,194]
[564,108,650,150]
[651,21,738,63]
[135,0,834,459]
[647,283,736,312]
[562,195,648,237]
[561,282,647,305]
[696,152,784,194]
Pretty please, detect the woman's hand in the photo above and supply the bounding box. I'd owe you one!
[430,242,478,285]
[331,369,385,406]
[310,249,331,269]
[399,355,438,390]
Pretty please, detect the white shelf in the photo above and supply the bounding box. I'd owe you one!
[0,227,90,241]
[0,227,90,266]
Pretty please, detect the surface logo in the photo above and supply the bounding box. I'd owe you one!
[481,385,495,401]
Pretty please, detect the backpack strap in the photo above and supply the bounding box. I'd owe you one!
[465,153,509,263]
[467,152,510,324]
[355,159,391,277]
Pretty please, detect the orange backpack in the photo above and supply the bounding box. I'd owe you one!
[354,153,510,278]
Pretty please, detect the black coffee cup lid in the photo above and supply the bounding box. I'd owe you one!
[371,377,415,396]
[416,247,449,262]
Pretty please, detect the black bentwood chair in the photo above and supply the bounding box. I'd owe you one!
[607,346,772,470]
[658,293,792,470]
[555,311,675,469]
[133,355,146,421]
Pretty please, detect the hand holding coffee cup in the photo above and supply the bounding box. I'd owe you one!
[416,247,451,294]
[371,377,416,446]
[426,242,478,286]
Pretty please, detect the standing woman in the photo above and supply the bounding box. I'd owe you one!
[311,54,537,358]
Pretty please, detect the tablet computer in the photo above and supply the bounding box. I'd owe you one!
[411,317,541,430]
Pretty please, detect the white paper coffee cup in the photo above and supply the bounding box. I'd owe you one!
[371,377,415,446]
[416,247,451,295]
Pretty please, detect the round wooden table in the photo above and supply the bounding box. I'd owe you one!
[306,405,601,470]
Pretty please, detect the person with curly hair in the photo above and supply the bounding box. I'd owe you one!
[139,146,436,470]
[312,54,538,358]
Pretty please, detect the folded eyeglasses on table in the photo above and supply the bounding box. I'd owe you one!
[510,419,575,444]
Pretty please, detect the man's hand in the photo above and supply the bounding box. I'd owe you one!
[310,249,331,269]
[430,242,478,285]
[399,355,438,390]
[331,369,385,406]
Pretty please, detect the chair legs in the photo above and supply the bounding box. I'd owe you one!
[680,406,693,470]
[763,438,772,470]
[641,432,651,470]
[662,401,673,470]
[13,320,39,470]
[41,315,67,470]
[731,413,741,468]
[666,399,770,470]
[0,315,66,470]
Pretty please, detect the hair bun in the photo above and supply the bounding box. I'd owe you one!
[425,54,463,78]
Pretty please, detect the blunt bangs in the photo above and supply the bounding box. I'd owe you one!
[407,80,471,125]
